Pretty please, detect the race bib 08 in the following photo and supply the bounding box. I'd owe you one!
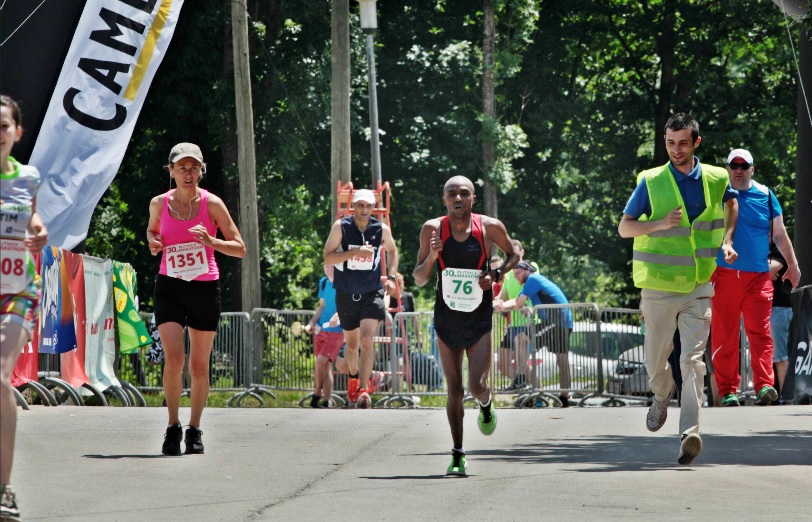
[441,268,483,312]
[165,242,209,281]
[0,239,30,294]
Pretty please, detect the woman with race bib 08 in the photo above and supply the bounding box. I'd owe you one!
[147,143,245,456]
[1,94,49,522]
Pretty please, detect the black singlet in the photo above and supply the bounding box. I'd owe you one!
[433,214,493,350]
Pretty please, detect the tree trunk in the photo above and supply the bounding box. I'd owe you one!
[331,0,352,218]
[653,1,676,164]
[482,0,497,217]
[222,0,241,308]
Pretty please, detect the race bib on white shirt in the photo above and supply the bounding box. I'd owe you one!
[1,203,32,240]
[0,239,30,294]
[346,244,374,270]
[165,242,209,281]
[441,268,483,312]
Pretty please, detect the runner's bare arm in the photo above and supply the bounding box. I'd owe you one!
[199,195,246,258]
[381,224,399,277]
[323,219,372,265]
[147,196,164,255]
[413,219,442,287]
[481,216,519,287]
[24,194,48,254]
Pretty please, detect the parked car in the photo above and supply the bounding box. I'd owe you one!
[605,345,650,396]
[530,321,645,388]
[605,335,752,398]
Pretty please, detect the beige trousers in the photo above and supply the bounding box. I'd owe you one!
[640,282,713,436]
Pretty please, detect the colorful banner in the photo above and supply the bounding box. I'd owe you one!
[60,250,90,388]
[113,261,152,353]
[31,0,186,249]
[83,256,119,390]
[39,246,77,354]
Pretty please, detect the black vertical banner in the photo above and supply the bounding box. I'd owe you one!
[784,285,812,402]
[0,0,86,162]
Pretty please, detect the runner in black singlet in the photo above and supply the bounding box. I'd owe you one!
[433,213,493,349]
[413,176,519,476]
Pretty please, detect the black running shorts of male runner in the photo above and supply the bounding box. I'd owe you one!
[153,274,221,331]
[335,288,385,330]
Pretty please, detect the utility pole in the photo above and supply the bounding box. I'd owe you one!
[794,33,811,287]
[331,0,351,216]
[231,1,262,311]
[771,0,811,286]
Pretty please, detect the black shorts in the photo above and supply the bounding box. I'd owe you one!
[535,324,571,354]
[153,274,221,331]
[335,288,385,330]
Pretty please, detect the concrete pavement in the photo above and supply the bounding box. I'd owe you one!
[11,403,811,521]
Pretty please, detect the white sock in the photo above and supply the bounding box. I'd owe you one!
[478,393,492,408]
[452,447,465,454]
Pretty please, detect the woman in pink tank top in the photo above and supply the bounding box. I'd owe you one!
[146,143,245,456]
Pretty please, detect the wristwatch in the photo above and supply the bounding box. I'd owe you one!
[387,275,397,281]
[491,268,502,283]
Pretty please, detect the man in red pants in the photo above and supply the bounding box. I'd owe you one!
[711,149,801,406]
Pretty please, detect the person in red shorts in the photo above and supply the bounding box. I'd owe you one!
[308,264,344,408]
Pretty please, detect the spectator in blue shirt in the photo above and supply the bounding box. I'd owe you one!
[496,261,572,406]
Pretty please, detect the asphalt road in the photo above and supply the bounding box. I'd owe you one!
[11,403,811,521]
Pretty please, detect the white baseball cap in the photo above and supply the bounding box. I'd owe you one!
[352,189,376,204]
[726,148,754,165]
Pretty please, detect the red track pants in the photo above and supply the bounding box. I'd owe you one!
[710,267,775,396]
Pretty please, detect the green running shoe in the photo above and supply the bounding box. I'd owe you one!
[720,392,740,407]
[478,401,497,436]
[446,450,467,476]
[755,386,778,406]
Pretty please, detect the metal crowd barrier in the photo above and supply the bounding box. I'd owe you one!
[94,303,771,409]
[496,304,602,407]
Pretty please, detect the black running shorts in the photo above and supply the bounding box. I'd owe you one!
[335,288,385,330]
[153,274,221,331]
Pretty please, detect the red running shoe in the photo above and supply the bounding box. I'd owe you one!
[357,387,372,409]
[347,377,360,404]
[368,371,384,393]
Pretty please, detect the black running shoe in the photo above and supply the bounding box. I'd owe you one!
[184,426,204,454]
[162,423,183,456]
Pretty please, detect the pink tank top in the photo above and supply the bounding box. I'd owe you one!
[159,189,219,281]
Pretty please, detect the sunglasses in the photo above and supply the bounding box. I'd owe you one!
[728,162,752,170]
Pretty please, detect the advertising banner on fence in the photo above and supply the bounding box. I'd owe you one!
[83,256,119,390]
[39,246,77,354]
[786,285,812,400]
[113,261,152,353]
[60,250,90,388]
[30,0,186,249]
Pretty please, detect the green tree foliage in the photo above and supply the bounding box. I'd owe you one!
[86,0,799,312]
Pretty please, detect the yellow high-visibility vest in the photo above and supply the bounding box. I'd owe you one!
[632,163,730,293]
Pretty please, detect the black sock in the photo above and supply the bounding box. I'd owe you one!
[310,394,321,407]
[349,372,359,379]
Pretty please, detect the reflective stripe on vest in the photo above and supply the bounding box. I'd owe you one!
[631,163,730,293]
